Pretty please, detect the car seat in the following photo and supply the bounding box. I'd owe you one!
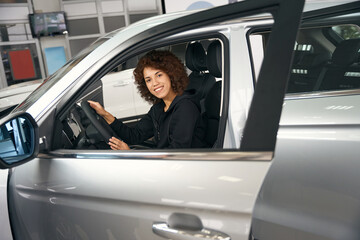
[318,38,360,91]
[185,42,216,113]
[287,44,331,93]
[203,40,222,148]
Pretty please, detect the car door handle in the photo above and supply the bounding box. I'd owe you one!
[152,213,231,240]
[113,80,130,87]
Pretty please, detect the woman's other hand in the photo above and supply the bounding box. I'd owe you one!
[108,137,130,150]
[88,100,115,124]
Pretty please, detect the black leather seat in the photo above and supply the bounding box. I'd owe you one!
[185,42,216,113]
[203,40,222,147]
[318,38,360,91]
[206,40,222,79]
[287,44,331,93]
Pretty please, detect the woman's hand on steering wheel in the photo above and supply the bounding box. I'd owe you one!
[81,100,119,145]
[85,101,128,150]
[88,100,115,124]
[108,137,130,150]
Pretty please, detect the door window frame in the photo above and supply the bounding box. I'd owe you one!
[55,32,230,151]
[40,0,305,159]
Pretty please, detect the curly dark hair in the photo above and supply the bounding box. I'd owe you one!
[133,50,189,104]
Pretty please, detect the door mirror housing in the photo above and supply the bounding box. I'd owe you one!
[0,112,39,169]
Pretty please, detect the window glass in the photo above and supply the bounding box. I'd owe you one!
[17,37,109,112]
[53,39,223,150]
[59,0,161,70]
[67,18,99,36]
[104,16,126,33]
[332,25,360,40]
[101,0,124,13]
[69,37,98,56]
[129,13,157,24]
[250,24,360,95]
[0,23,33,42]
[63,2,97,16]
[128,0,157,11]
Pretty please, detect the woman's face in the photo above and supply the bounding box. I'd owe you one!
[143,67,176,101]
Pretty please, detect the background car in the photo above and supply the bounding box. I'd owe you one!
[0,80,42,117]
[0,67,151,119]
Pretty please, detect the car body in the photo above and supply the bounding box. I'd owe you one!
[0,0,360,240]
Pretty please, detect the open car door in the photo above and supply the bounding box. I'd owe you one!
[251,2,360,240]
[0,0,305,240]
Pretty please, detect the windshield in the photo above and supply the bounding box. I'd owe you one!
[15,38,109,112]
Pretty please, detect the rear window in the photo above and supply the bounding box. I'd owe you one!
[332,25,360,40]
[249,23,360,95]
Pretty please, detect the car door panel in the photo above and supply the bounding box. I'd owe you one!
[0,169,12,240]
[251,2,360,240]
[252,94,360,239]
[9,152,272,240]
[5,0,306,239]
[252,124,360,239]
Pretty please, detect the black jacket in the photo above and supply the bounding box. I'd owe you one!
[110,90,206,148]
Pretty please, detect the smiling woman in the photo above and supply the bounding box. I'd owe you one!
[143,67,176,111]
[134,50,189,105]
[89,50,208,150]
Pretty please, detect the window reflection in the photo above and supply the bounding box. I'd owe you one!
[0,116,35,165]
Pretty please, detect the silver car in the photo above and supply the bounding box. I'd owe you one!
[0,0,360,240]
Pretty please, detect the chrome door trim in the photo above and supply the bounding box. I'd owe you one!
[285,89,360,100]
[39,150,273,161]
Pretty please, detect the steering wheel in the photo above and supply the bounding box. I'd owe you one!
[80,101,120,142]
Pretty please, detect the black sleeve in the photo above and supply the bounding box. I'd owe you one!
[110,111,154,144]
[167,99,201,148]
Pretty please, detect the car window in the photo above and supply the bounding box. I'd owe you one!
[249,23,360,94]
[52,38,224,150]
[332,24,360,40]
[15,38,109,112]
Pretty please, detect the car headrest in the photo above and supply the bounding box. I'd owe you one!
[206,40,222,78]
[332,39,360,66]
[185,42,207,72]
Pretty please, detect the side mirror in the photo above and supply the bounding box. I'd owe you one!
[0,112,39,169]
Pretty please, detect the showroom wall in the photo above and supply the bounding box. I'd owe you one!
[0,0,162,89]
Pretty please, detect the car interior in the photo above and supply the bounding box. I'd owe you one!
[251,23,360,95]
[288,26,360,93]
[50,21,360,151]
[51,38,224,150]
